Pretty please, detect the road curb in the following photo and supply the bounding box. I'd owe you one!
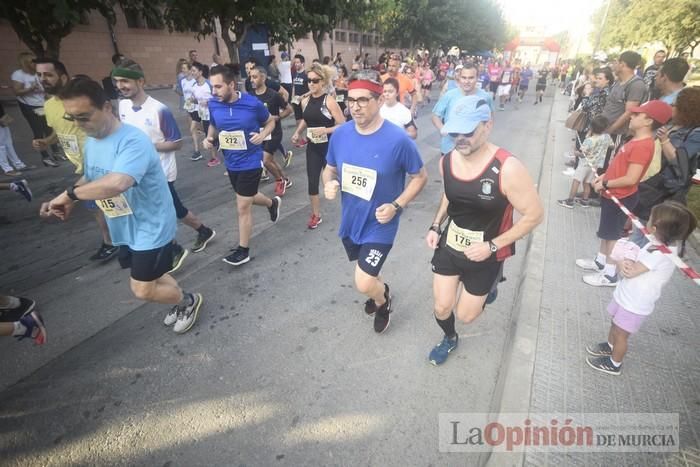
[483,91,558,467]
[688,228,700,255]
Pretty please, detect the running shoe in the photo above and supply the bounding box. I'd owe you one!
[90,243,119,262]
[585,356,621,375]
[284,177,293,189]
[173,292,203,334]
[485,286,498,305]
[16,311,47,345]
[575,258,604,271]
[168,244,189,273]
[284,150,294,167]
[586,342,613,357]
[42,158,59,167]
[274,178,286,196]
[373,292,392,334]
[307,214,322,229]
[260,169,270,182]
[582,272,618,287]
[4,170,22,177]
[10,179,32,202]
[364,283,390,316]
[557,198,574,209]
[207,158,221,167]
[575,198,591,208]
[190,152,203,161]
[268,196,281,222]
[0,297,36,323]
[223,247,250,266]
[429,334,459,365]
[192,228,216,253]
[163,305,178,326]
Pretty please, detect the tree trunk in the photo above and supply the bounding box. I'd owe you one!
[312,30,325,60]
[45,35,61,59]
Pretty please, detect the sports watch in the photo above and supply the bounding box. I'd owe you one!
[66,185,80,201]
[488,240,499,254]
[391,201,403,214]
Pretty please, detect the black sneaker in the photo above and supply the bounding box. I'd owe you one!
[0,297,36,323]
[586,356,621,375]
[223,247,250,266]
[10,180,32,202]
[557,198,574,209]
[168,243,189,273]
[190,152,203,161]
[90,243,119,262]
[373,286,392,334]
[192,228,216,253]
[586,342,613,357]
[364,283,390,316]
[268,196,281,223]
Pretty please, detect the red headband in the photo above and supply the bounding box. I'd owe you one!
[348,80,384,95]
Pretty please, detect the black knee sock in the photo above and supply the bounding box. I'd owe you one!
[436,313,456,338]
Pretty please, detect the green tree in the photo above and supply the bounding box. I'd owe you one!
[163,0,297,64]
[0,0,118,58]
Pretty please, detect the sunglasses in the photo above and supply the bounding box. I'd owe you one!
[63,111,95,123]
[308,78,323,84]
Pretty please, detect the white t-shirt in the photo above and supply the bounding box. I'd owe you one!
[119,96,181,182]
[279,61,292,84]
[181,77,197,112]
[11,69,45,107]
[380,102,413,129]
[191,81,213,120]
[613,242,677,316]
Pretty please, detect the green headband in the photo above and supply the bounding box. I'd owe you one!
[111,67,144,80]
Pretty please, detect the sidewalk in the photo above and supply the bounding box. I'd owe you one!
[497,90,700,466]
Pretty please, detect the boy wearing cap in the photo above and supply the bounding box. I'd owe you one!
[322,70,427,334]
[577,100,673,287]
[425,95,543,365]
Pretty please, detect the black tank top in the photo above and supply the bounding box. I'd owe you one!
[302,94,335,145]
[440,149,515,262]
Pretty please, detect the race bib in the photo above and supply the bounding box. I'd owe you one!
[219,130,247,151]
[184,98,196,112]
[307,127,328,144]
[198,105,210,121]
[335,94,345,103]
[341,163,377,201]
[291,95,301,105]
[445,221,484,252]
[57,133,80,157]
[33,107,46,117]
[97,194,133,218]
[260,128,272,141]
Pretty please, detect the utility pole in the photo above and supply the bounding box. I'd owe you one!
[594,0,611,53]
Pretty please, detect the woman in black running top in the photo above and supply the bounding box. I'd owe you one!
[291,64,346,229]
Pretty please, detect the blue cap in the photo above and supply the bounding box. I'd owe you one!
[441,95,492,135]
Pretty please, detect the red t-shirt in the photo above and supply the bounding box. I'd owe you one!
[604,137,654,199]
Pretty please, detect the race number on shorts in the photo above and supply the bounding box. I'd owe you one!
[97,194,133,218]
[341,163,377,201]
[306,127,328,144]
[219,130,247,151]
[445,221,484,252]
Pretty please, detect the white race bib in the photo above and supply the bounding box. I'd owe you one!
[291,95,302,105]
[57,133,80,158]
[341,163,377,201]
[445,221,484,252]
[184,98,196,112]
[307,127,328,144]
[198,105,210,121]
[335,94,345,103]
[218,130,247,151]
[260,128,272,141]
[97,194,133,218]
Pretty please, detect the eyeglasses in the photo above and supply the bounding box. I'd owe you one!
[63,111,95,123]
[347,96,376,108]
[308,78,323,84]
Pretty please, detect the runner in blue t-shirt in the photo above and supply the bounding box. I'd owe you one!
[41,77,203,334]
[518,65,534,102]
[322,70,428,334]
[204,64,281,267]
[432,63,494,155]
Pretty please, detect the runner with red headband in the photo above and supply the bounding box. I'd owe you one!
[322,69,428,334]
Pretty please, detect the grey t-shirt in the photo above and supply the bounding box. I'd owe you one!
[600,76,647,135]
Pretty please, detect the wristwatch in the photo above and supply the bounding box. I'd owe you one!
[391,201,403,214]
[66,185,80,201]
[602,179,609,190]
[428,223,441,234]
[488,240,499,254]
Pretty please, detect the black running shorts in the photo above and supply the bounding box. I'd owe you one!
[431,246,503,296]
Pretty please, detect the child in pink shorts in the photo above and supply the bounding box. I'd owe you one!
[585,201,697,375]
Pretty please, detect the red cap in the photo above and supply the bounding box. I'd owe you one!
[628,100,673,125]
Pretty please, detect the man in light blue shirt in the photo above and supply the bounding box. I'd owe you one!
[432,63,494,155]
[41,78,203,335]
[655,57,689,105]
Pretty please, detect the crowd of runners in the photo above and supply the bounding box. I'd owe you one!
[0,44,697,374]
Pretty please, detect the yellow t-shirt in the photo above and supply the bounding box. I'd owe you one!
[44,96,86,174]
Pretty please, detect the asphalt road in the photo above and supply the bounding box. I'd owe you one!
[0,84,554,466]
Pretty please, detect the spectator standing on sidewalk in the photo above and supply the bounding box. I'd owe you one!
[643,50,666,101]
[0,102,29,176]
[655,58,689,105]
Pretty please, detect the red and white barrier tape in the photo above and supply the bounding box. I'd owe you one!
[573,134,700,286]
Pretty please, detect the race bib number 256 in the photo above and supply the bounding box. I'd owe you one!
[341,163,377,201]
